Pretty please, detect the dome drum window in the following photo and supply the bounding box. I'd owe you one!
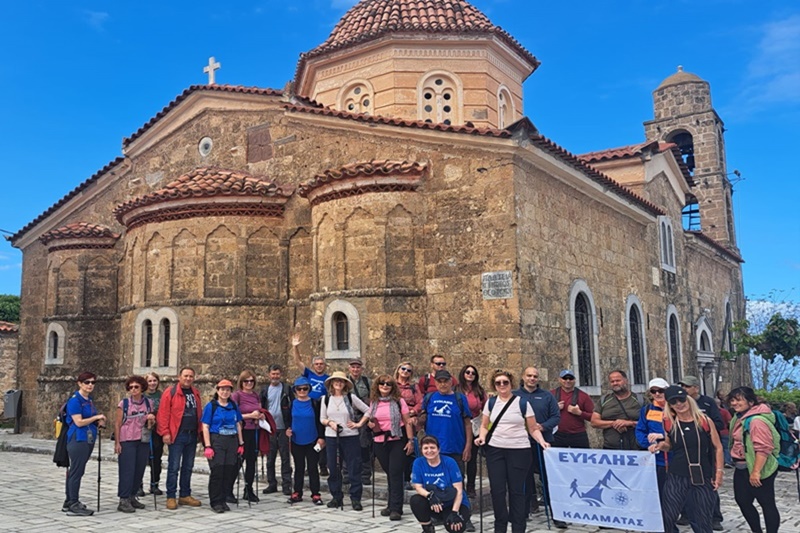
[338,81,374,115]
[418,72,461,125]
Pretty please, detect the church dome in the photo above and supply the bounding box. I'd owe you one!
[656,66,706,89]
[299,0,537,68]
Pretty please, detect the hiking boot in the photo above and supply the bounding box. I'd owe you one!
[67,502,94,517]
[243,486,259,503]
[166,498,178,510]
[554,520,568,529]
[136,486,146,498]
[390,511,402,521]
[422,524,436,533]
[222,502,231,512]
[327,498,343,508]
[117,498,135,513]
[212,504,225,513]
[226,494,238,504]
[712,521,724,531]
[129,497,146,509]
[282,485,293,496]
[381,507,391,516]
[312,494,324,506]
[287,492,303,504]
[319,466,329,476]
[61,499,73,512]
[150,484,163,495]
[178,495,201,507]
[263,483,278,494]
[351,499,363,511]
[465,519,475,532]
[362,477,372,486]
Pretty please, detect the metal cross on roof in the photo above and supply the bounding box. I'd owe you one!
[203,56,221,85]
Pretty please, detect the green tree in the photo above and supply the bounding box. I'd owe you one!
[0,294,20,323]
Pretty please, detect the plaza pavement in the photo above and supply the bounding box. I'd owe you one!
[0,430,798,532]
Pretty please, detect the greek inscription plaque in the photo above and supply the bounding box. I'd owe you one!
[481,271,513,300]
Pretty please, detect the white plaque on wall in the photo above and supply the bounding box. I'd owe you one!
[481,271,513,300]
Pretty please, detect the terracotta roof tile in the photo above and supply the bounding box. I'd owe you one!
[296,0,539,85]
[298,159,427,197]
[686,231,743,263]
[577,141,661,163]
[530,134,665,217]
[10,157,126,244]
[114,167,295,222]
[284,103,511,137]
[0,321,19,334]
[40,223,120,245]
[123,85,284,148]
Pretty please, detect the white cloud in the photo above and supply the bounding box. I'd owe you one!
[83,10,110,32]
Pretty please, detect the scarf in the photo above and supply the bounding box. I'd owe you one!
[371,397,402,438]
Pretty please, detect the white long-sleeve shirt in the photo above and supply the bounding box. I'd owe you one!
[320,393,369,438]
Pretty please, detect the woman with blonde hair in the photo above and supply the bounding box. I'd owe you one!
[367,374,415,520]
[232,369,265,503]
[650,386,723,533]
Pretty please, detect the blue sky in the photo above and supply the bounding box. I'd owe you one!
[0,0,798,301]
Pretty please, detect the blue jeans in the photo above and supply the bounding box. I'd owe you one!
[166,431,197,498]
[720,435,732,465]
[326,435,362,501]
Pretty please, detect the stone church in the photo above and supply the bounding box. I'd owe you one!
[10,0,747,435]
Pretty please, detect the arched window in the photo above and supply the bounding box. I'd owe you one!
[569,280,600,392]
[337,80,374,115]
[497,86,515,129]
[658,216,676,272]
[667,307,682,383]
[160,318,171,368]
[333,312,349,350]
[625,296,648,387]
[44,322,66,365]
[574,294,595,387]
[324,299,361,360]
[418,71,462,125]
[682,196,701,231]
[700,330,711,352]
[667,130,695,174]
[143,319,154,367]
[134,308,179,374]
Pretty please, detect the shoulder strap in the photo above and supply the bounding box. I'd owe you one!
[423,375,430,393]
[422,392,433,412]
[485,396,519,446]
[171,384,178,398]
[324,395,329,408]
[122,398,130,426]
[211,400,218,420]
[456,392,467,417]
[488,395,497,411]
[572,388,579,406]
[520,398,527,417]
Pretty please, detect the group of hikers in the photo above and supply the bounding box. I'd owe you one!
[59,334,789,533]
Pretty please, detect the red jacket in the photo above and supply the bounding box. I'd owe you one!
[157,384,203,440]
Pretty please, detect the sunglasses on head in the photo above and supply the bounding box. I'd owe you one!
[295,386,310,392]
[668,397,687,405]
[378,381,392,387]
[649,388,665,394]
[399,366,412,372]
[83,380,96,385]
[495,379,510,386]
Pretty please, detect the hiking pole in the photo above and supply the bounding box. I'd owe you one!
[255,428,260,499]
[371,443,375,518]
[240,451,250,509]
[97,426,102,513]
[536,445,551,530]
[478,449,483,533]
[337,424,344,510]
[149,432,157,510]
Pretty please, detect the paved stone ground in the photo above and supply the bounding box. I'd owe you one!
[0,430,798,532]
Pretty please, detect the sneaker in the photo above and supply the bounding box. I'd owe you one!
[166,498,178,510]
[712,521,723,531]
[351,499,363,511]
[327,498,343,508]
[390,511,402,521]
[61,499,73,512]
[150,484,164,495]
[312,494,324,506]
[288,492,303,504]
[553,520,568,529]
[117,498,135,514]
[129,497,146,509]
[362,478,372,486]
[222,502,231,512]
[319,466,330,476]
[67,502,95,517]
[263,484,278,494]
[243,487,260,503]
[136,486,146,498]
[282,485,293,496]
[381,507,391,517]
[465,519,475,532]
[225,494,238,504]
[178,495,202,507]
[212,504,225,513]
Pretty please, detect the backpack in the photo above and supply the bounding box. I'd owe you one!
[551,387,579,407]
[210,399,239,420]
[487,395,528,417]
[53,398,70,468]
[422,391,468,420]
[744,411,800,472]
[120,397,152,426]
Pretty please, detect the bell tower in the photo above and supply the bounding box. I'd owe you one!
[644,67,737,251]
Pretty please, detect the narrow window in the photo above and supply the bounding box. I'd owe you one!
[700,330,711,352]
[682,197,700,231]
[143,319,153,367]
[333,312,349,350]
[669,314,681,383]
[658,216,676,271]
[574,293,595,387]
[160,318,171,367]
[629,306,645,385]
[667,131,695,174]
[49,331,59,359]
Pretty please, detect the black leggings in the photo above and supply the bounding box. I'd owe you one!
[291,442,321,497]
[410,494,470,532]
[242,428,257,486]
[733,468,780,533]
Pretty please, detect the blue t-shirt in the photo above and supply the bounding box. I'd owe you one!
[423,392,469,454]
[66,391,98,443]
[290,399,318,446]
[201,400,243,436]
[303,368,329,400]
[411,455,470,509]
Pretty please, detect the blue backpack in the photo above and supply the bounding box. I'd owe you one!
[743,410,800,472]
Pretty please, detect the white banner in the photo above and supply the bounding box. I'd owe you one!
[543,447,664,532]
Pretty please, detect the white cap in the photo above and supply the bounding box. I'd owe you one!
[648,378,670,389]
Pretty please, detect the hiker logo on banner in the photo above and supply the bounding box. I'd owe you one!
[544,448,664,532]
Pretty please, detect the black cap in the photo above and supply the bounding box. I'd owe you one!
[664,385,687,402]
[434,370,452,381]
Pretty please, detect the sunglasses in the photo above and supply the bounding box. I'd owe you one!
[82,380,96,385]
[494,380,511,386]
[242,379,255,384]
[433,362,447,367]
[127,385,141,390]
[668,397,687,405]
[378,381,392,386]
[561,376,575,381]
[464,370,476,376]
[295,386,310,392]
[399,366,412,372]
[649,388,665,394]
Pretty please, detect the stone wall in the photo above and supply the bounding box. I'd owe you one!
[0,327,18,415]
